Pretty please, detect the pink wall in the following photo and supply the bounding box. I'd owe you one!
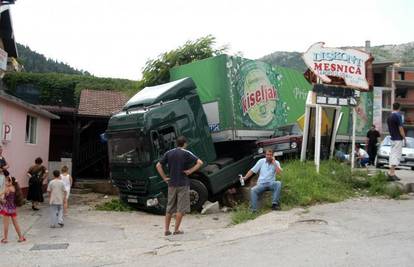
[1,99,51,189]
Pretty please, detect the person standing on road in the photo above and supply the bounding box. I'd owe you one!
[60,165,73,215]
[0,176,26,243]
[26,157,48,210]
[386,103,406,181]
[47,170,67,228]
[366,124,381,165]
[156,136,203,236]
[241,149,283,212]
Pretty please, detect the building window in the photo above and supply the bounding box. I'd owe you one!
[382,90,392,109]
[398,71,405,80]
[25,115,37,144]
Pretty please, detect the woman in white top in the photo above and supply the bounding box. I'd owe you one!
[60,165,72,215]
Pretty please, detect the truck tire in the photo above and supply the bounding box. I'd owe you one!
[189,179,208,212]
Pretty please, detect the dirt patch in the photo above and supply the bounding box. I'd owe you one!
[69,192,117,207]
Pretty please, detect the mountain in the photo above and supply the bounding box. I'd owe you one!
[260,42,414,72]
[16,43,91,75]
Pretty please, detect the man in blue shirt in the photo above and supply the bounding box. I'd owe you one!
[241,149,282,212]
[386,103,406,180]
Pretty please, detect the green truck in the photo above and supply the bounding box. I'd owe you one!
[106,55,312,213]
[106,54,373,213]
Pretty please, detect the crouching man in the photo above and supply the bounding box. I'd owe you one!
[241,149,282,212]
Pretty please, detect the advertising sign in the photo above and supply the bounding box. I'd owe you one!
[303,42,371,90]
[2,123,12,141]
[226,57,285,129]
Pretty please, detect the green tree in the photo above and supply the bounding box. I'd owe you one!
[139,35,227,89]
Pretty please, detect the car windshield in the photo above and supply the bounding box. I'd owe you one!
[381,136,414,148]
[273,124,302,137]
[107,131,151,164]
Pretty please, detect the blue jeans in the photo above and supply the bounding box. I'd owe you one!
[358,158,369,167]
[250,181,282,211]
[50,204,64,227]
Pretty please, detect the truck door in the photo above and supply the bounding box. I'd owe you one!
[151,126,177,159]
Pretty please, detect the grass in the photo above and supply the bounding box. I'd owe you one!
[231,160,403,225]
[95,199,134,212]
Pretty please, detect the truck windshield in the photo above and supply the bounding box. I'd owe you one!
[273,124,302,137]
[107,131,151,165]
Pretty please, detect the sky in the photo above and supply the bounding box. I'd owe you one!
[10,0,414,81]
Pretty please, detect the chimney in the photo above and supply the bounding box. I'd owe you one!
[365,40,371,52]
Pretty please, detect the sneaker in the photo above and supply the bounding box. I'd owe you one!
[271,204,281,211]
[58,223,64,227]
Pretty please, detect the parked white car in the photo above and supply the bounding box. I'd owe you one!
[376,136,414,170]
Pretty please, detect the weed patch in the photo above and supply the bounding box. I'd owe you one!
[231,160,403,225]
[95,199,133,212]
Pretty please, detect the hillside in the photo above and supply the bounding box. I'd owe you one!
[260,42,414,72]
[16,43,91,75]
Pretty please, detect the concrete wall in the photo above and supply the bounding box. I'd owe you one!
[0,99,51,189]
[49,158,72,178]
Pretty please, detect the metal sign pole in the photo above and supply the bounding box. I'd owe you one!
[351,107,356,170]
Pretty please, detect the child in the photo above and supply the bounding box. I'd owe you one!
[47,170,67,228]
[60,166,72,215]
[0,176,26,243]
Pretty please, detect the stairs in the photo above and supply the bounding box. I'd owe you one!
[71,187,93,194]
[73,179,119,195]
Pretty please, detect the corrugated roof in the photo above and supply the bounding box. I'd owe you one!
[77,89,130,117]
[0,90,59,119]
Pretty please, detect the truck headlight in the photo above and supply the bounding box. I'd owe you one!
[146,198,159,207]
[291,142,297,149]
[379,149,389,156]
[258,147,264,154]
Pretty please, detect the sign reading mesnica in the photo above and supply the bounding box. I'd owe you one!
[303,42,371,90]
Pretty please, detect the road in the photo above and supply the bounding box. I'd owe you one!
[0,169,413,267]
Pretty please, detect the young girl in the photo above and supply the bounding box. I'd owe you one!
[60,166,72,215]
[0,176,25,243]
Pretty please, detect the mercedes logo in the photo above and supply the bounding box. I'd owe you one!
[126,180,133,190]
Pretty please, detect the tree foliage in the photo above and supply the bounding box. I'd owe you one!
[5,35,225,106]
[16,43,91,75]
[139,35,227,89]
[3,72,139,107]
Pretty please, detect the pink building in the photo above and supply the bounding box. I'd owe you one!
[0,89,58,194]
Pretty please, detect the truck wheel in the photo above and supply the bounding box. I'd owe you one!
[189,179,208,212]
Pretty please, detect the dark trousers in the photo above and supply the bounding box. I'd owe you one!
[367,144,377,165]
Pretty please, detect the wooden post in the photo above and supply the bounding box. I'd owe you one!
[314,104,322,173]
[300,105,311,161]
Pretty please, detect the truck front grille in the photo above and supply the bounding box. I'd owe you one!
[113,179,147,195]
[269,143,290,151]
